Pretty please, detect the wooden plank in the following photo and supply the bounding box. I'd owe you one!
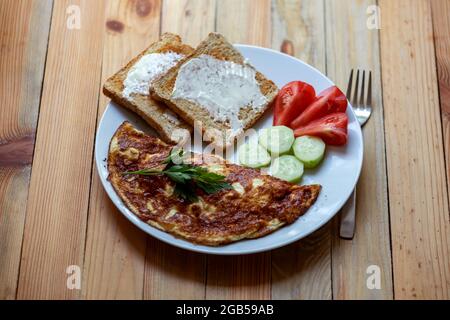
[144,241,207,299]
[161,0,216,47]
[271,0,326,73]
[431,0,450,204]
[206,0,272,300]
[271,228,331,300]
[82,0,162,299]
[270,0,332,300]
[216,0,271,46]
[206,254,271,300]
[0,0,53,299]
[16,0,105,299]
[325,0,393,299]
[379,0,450,299]
[142,0,215,299]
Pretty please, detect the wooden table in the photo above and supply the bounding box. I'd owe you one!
[1,0,449,300]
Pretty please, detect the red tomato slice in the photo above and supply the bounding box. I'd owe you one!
[318,86,347,113]
[273,81,315,126]
[293,112,348,146]
[290,86,347,128]
[290,95,330,128]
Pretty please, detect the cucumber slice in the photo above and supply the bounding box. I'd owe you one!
[270,155,304,183]
[238,142,271,168]
[258,126,295,154]
[293,135,326,169]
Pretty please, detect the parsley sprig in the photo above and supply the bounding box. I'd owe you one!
[124,149,232,202]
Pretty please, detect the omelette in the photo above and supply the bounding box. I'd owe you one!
[108,121,321,246]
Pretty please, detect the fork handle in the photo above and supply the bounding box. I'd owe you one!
[339,189,356,239]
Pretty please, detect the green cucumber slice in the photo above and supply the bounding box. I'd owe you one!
[238,142,271,168]
[270,155,304,183]
[293,135,326,169]
[258,126,295,154]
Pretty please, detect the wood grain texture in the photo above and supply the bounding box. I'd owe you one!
[325,0,393,299]
[380,0,450,299]
[270,0,331,300]
[142,0,215,299]
[161,0,216,47]
[206,254,271,300]
[431,0,450,203]
[271,0,326,74]
[0,0,52,299]
[16,0,105,299]
[144,241,207,299]
[206,0,272,300]
[216,0,271,46]
[82,0,162,299]
[272,226,331,300]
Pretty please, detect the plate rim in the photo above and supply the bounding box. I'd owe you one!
[95,44,364,255]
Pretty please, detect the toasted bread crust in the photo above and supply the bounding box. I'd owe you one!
[151,33,279,149]
[103,33,194,144]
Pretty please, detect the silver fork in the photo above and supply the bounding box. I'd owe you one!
[339,69,372,239]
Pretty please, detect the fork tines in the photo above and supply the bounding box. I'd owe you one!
[346,69,373,126]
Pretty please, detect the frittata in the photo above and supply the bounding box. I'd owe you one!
[108,121,321,246]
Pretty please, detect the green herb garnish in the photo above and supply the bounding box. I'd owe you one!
[124,149,232,202]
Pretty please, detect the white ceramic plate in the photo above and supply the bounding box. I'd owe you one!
[95,45,363,255]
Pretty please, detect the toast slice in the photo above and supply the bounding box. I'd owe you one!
[103,33,194,144]
[151,32,279,149]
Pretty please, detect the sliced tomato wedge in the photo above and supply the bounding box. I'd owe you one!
[318,86,347,113]
[290,95,330,128]
[273,81,315,126]
[290,85,347,128]
[293,112,348,146]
